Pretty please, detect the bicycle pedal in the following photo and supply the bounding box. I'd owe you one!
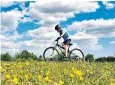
[63,57,68,58]
[63,58,70,61]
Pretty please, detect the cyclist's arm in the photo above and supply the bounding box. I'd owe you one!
[59,30,65,37]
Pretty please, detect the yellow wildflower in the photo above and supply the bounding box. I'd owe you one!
[25,74,29,80]
[110,83,115,85]
[44,76,52,83]
[79,76,84,80]
[59,80,64,85]
[54,82,58,85]
[5,74,10,79]
[26,61,30,65]
[18,64,22,69]
[69,74,75,78]
[44,76,49,81]
[72,67,75,71]
[76,70,83,76]
[37,74,42,81]
[46,71,50,76]
[73,70,83,77]
[41,62,46,65]
[13,77,18,84]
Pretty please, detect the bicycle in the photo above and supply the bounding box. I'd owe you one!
[43,37,84,61]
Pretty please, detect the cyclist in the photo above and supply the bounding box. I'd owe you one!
[55,24,71,57]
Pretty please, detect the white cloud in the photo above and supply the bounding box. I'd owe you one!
[110,41,115,44]
[67,18,115,51]
[0,1,27,8]
[15,39,53,56]
[18,39,51,48]
[67,19,115,38]
[71,32,102,50]
[28,1,99,26]
[0,31,23,41]
[102,1,115,9]
[30,1,99,13]
[1,40,20,56]
[27,26,58,38]
[1,41,19,49]
[1,9,24,33]
[0,31,24,55]
[0,1,15,7]
[21,17,33,23]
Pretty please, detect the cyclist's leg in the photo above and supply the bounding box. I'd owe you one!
[65,44,68,57]
[62,44,67,57]
[65,39,71,56]
[63,40,70,57]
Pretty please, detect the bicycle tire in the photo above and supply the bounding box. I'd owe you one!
[69,48,84,62]
[43,47,59,61]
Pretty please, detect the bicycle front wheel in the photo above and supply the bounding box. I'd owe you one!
[43,47,59,61]
[69,48,84,62]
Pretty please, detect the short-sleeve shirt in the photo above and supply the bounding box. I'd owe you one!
[59,29,71,41]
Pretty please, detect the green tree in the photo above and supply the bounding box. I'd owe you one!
[95,56,115,62]
[15,50,38,60]
[85,53,94,62]
[95,57,107,62]
[106,56,115,62]
[38,55,43,61]
[1,52,12,61]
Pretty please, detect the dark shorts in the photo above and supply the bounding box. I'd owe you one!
[63,39,71,45]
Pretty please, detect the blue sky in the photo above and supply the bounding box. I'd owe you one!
[1,1,115,57]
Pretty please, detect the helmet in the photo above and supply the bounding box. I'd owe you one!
[55,24,61,30]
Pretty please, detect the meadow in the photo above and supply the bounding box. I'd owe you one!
[1,61,115,85]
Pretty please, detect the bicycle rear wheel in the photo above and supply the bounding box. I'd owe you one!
[43,47,59,61]
[69,48,84,62]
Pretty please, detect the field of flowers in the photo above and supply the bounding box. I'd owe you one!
[1,61,115,85]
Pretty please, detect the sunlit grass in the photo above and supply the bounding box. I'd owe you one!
[1,61,115,85]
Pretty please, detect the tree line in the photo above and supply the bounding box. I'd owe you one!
[1,50,43,61]
[1,50,115,62]
[85,53,115,62]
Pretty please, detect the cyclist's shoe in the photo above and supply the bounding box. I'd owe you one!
[63,56,69,58]
[63,56,66,58]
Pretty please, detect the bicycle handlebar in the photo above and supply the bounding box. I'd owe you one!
[54,37,61,46]
[54,38,65,50]
[55,37,61,42]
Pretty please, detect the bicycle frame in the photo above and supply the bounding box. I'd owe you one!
[54,39,71,56]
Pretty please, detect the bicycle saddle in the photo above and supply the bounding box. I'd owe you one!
[69,43,73,46]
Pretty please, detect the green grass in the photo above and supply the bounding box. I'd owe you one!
[1,61,115,85]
